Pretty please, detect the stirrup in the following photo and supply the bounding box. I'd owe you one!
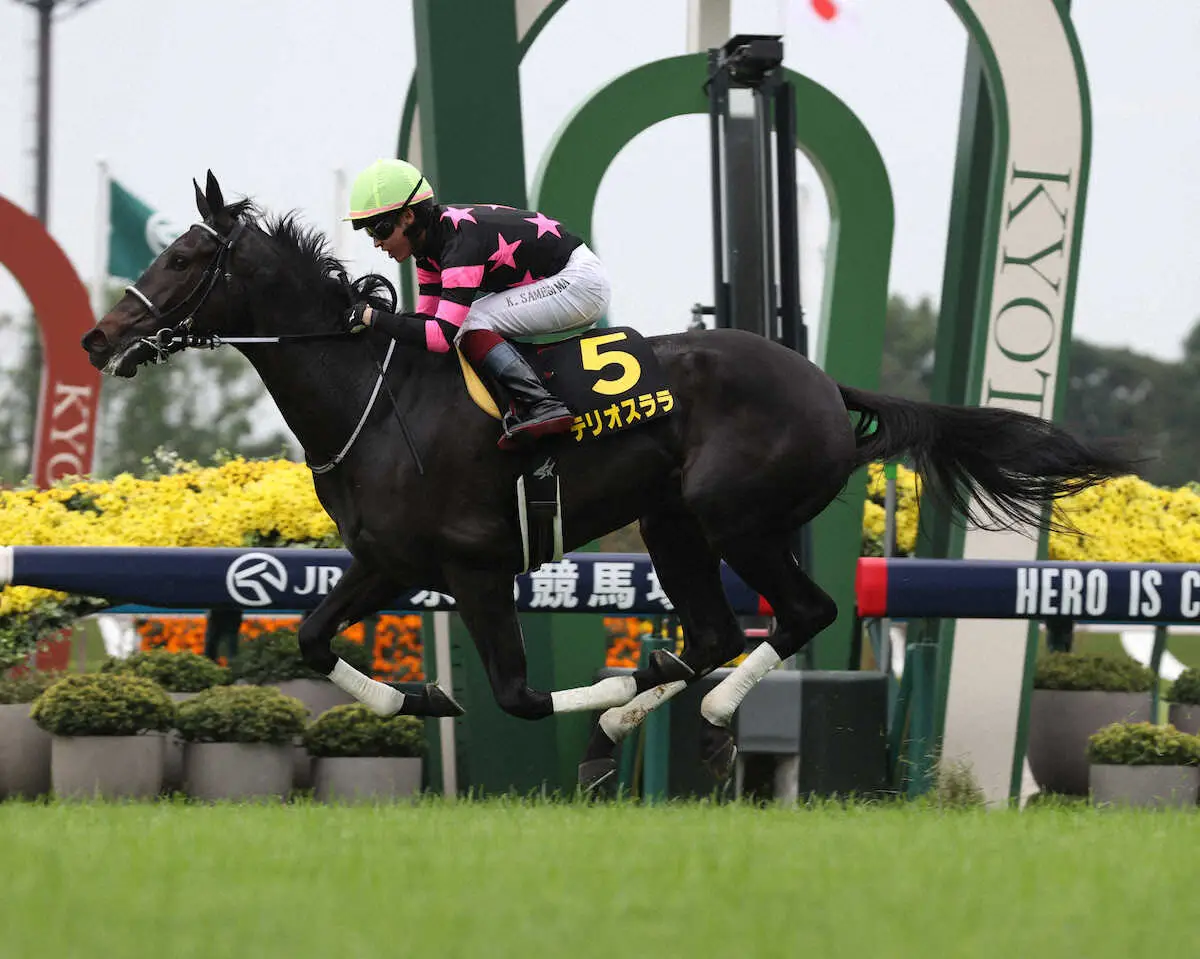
[498,410,574,450]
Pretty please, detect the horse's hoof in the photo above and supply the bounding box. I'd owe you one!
[649,648,695,684]
[398,683,465,717]
[701,719,737,781]
[578,758,618,793]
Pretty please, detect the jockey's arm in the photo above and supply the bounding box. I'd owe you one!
[360,254,484,353]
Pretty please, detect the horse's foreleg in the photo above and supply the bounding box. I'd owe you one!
[299,559,463,718]
[444,563,554,720]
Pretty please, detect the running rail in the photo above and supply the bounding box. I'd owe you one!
[0,546,769,617]
[856,557,1200,624]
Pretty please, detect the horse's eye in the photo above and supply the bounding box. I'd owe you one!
[169,254,188,271]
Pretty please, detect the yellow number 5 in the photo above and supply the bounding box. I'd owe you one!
[580,332,642,396]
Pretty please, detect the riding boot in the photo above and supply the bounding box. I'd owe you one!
[474,340,575,449]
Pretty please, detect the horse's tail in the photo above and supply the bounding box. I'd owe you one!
[837,383,1140,530]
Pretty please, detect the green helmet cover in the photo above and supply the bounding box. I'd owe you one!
[346,159,434,222]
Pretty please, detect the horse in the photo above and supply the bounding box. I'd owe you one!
[82,173,1137,790]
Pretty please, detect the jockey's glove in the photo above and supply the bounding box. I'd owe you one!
[352,306,458,350]
[344,302,373,333]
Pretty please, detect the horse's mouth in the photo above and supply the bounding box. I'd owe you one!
[101,339,156,378]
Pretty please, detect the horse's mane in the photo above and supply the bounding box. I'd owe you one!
[226,199,397,313]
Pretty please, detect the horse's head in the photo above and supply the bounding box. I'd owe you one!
[83,171,254,377]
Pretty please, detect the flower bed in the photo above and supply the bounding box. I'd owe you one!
[135,613,424,681]
[2,455,1198,670]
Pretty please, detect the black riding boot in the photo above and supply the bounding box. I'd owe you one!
[476,340,574,449]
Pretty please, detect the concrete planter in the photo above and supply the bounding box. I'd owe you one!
[162,692,201,794]
[1090,764,1200,809]
[1028,690,1150,796]
[184,742,292,801]
[312,757,422,803]
[269,679,354,718]
[269,680,354,789]
[51,735,163,800]
[0,702,52,799]
[1167,703,1200,737]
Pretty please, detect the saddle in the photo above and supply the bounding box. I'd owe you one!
[455,327,676,571]
[455,327,675,443]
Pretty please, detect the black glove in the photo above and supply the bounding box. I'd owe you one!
[344,302,372,333]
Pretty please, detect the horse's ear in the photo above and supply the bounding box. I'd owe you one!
[204,170,226,215]
[194,178,211,221]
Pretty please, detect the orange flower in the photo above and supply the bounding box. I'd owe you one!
[135,612,425,680]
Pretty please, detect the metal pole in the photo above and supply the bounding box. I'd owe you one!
[773,77,805,357]
[705,49,729,330]
[640,619,673,804]
[1149,624,1168,723]
[433,611,458,798]
[14,0,105,224]
[33,0,53,224]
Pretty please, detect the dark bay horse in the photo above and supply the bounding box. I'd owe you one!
[82,174,1136,789]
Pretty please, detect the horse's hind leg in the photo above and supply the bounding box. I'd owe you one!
[578,506,745,789]
[697,534,838,775]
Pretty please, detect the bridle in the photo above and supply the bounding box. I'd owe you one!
[124,220,248,365]
[120,217,423,476]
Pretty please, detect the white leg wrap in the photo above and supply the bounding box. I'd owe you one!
[701,642,782,728]
[599,680,688,743]
[550,675,637,714]
[328,658,405,717]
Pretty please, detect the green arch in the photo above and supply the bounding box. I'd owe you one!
[530,53,893,664]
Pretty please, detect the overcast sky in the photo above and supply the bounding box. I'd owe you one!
[0,0,1196,365]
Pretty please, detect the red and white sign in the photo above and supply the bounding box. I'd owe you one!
[0,194,101,486]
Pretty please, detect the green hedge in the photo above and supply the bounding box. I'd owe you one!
[1168,667,1200,706]
[1087,722,1200,766]
[1034,653,1154,692]
[0,670,63,705]
[30,673,175,736]
[303,704,425,758]
[230,629,374,685]
[102,649,231,693]
[175,685,308,744]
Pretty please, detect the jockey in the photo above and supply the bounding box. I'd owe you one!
[344,158,612,448]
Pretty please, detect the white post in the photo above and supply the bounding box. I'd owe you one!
[686,0,731,53]
[92,159,110,319]
[433,611,457,798]
[332,168,348,261]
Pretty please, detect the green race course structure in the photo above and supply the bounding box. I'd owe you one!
[395,0,1090,802]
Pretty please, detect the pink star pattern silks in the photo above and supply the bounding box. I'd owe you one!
[488,233,522,272]
[441,206,477,228]
[508,270,537,288]
[481,204,516,211]
[524,212,562,239]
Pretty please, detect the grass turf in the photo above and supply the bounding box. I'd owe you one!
[0,798,1196,958]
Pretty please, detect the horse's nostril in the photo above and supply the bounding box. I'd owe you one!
[81,328,109,355]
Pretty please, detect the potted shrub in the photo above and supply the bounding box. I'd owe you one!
[30,673,174,799]
[305,704,425,803]
[1027,653,1154,796]
[0,670,60,799]
[230,629,375,789]
[1166,668,1200,736]
[230,628,371,717]
[103,650,232,793]
[1087,721,1200,808]
[176,685,308,801]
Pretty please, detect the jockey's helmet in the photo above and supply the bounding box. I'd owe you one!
[346,159,434,227]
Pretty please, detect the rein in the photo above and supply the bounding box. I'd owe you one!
[126,219,425,477]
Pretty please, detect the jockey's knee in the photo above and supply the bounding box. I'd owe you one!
[494,683,553,721]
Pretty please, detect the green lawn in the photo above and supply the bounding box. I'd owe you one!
[0,798,1195,958]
